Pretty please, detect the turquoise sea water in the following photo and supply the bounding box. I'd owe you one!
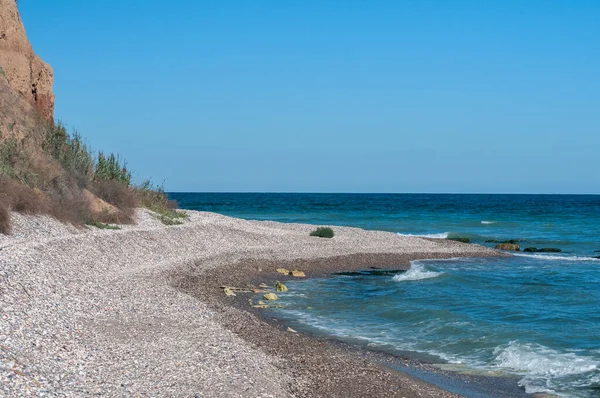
[172,193,600,397]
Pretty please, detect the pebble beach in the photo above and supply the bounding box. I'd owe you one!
[1,209,500,397]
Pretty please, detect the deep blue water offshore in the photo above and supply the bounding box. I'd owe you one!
[171,193,600,397]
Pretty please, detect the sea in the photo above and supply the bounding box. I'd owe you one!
[171,193,600,397]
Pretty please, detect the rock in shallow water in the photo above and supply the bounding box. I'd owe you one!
[495,243,520,251]
[263,293,279,301]
[275,282,288,292]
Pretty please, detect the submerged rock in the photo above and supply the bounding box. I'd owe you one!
[501,239,521,244]
[275,282,288,292]
[447,237,470,243]
[484,239,498,243]
[495,243,520,251]
[523,247,562,253]
[263,293,279,301]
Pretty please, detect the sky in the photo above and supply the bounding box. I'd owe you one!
[18,0,600,193]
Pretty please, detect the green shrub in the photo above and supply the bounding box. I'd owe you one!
[42,123,94,186]
[136,180,187,225]
[0,136,18,178]
[310,227,334,238]
[95,152,131,186]
[86,219,121,230]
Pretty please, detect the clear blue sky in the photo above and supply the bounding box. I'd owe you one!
[19,0,600,193]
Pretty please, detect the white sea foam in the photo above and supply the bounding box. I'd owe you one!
[493,341,599,394]
[513,253,600,262]
[396,232,449,239]
[494,341,598,377]
[392,262,444,282]
[481,220,496,224]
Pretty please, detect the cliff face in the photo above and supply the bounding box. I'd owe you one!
[0,0,54,121]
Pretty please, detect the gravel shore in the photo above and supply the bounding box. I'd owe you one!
[1,209,500,397]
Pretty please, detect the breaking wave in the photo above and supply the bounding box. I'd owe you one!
[513,253,600,262]
[396,232,449,239]
[493,341,599,394]
[392,262,444,282]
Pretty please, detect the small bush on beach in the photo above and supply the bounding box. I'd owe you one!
[86,219,121,230]
[136,180,186,225]
[310,227,334,238]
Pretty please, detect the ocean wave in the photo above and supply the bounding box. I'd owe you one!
[493,341,599,394]
[396,232,449,239]
[481,220,496,224]
[392,262,444,282]
[512,253,600,262]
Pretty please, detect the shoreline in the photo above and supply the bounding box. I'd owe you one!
[173,252,529,398]
[1,209,519,397]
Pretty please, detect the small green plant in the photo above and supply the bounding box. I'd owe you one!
[152,213,185,225]
[0,66,5,79]
[310,227,335,238]
[136,179,187,225]
[86,220,121,230]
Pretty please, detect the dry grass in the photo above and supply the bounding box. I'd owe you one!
[0,198,11,234]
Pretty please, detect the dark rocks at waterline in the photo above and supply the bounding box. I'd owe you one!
[447,237,471,243]
[524,247,562,253]
[495,243,520,251]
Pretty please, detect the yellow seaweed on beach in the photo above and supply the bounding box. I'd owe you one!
[275,282,288,292]
[263,293,279,301]
[290,270,306,277]
[252,304,269,309]
[223,287,236,297]
[276,268,290,275]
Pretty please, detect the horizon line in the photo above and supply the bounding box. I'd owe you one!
[166,191,600,195]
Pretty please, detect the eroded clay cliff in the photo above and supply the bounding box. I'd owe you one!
[0,0,54,121]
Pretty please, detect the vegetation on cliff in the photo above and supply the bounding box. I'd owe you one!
[0,119,180,234]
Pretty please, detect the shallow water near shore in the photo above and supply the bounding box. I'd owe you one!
[271,256,600,397]
[173,193,600,397]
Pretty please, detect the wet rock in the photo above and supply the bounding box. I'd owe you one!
[275,282,288,292]
[276,268,289,275]
[495,243,520,251]
[263,293,279,301]
[524,247,538,252]
[447,237,470,243]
